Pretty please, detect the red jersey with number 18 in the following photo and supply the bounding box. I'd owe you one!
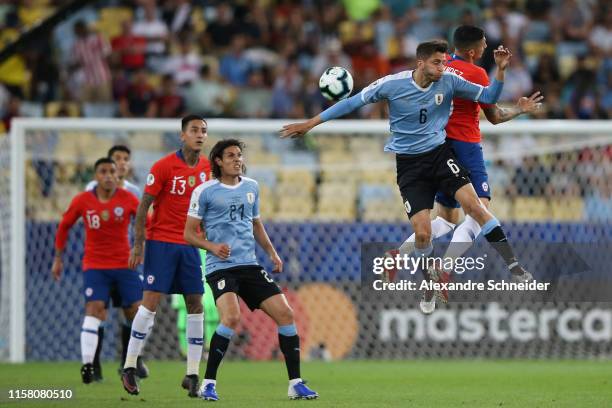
[55,188,139,270]
[444,54,494,143]
[144,151,211,244]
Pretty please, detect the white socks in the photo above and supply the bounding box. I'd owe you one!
[289,378,303,386]
[124,305,156,369]
[444,215,482,262]
[400,216,456,255]
[81,316,101,364]
[186,313,204,376]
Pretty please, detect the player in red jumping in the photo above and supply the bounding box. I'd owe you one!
[52,157,141,384]
[384,26,543,313]
[121,115,211,398]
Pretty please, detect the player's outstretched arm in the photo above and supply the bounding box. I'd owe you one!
[253,218,283,273]
[483,91,544,124]
[183,216,230,259]
[129,192,155,269]
[280,93,367,139]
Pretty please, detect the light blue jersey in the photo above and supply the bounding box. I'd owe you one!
[86,179,141,198]
[320,70,504,155]
[188,177,260,274]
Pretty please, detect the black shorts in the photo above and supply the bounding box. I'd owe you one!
[206,265,282,311]
[396,141,471,218]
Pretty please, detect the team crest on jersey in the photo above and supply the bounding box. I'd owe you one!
[246,192,255,204]
[199,172,207,182]
[188,175,196,187]
[217,279,225,290]
[482,182,489,192]
[435,94,444,105]
[147,173,155,186]
[85,287,93,297]
[101,210,110,221]
[114,206,124,217]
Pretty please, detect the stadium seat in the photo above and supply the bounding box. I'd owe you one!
[247,168,277,189]
[362,200,405,222]
[551,197,584,221]
[248,152,281,166]
[359,183,396,211]
[45,102,80,118]
[511,197,550,221]
[20,102,44,118]
[489,195,512,221]
[276,195,314,221]
[130,132,165,151]
[277,169,315,188]
[83,103,117,118]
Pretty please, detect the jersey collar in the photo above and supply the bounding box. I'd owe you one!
[218,177,244,189]
[176,149,200,166]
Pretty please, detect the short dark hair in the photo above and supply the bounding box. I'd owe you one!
[416,40,448,60]
[94,157,115,171]
[453,25,485,50]
[209,139,245,179]
[181,114,206,132]
[107,145,131,158]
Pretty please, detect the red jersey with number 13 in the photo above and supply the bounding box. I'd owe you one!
[444,55,493,143]
[145,151,211,244]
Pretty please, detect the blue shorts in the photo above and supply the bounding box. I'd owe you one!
[83,268,143,307]
[144,240,204,295]
[435,139,491,208]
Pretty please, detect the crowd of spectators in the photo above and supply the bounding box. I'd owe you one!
[0,0,609,132]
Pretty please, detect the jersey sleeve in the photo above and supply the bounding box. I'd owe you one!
[474,68,494,109]
[144,160,167,197]
[252,183,260,219]
[188,184,206,220]
[55,195,83,251]
[448,72,503,104]
[359,76,390,104]
[319,93,367,122]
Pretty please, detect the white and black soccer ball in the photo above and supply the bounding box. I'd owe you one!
[319,66,354,101]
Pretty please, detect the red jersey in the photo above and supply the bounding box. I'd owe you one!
[55,188,139,270]
[444,55,493,143]
[144,151,211,244]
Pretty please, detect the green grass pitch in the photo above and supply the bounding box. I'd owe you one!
[1,360,611,407]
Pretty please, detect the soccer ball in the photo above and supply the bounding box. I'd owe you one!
[319,67,354,101]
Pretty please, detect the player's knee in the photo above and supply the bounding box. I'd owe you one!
[124,303,140,320]
[184,295,203,314]
[414,231,431,245]
[221,313,241,330]
[85,303,106,320]
[277,306,294,325]
[186,302,203,314]
[463,200,488,222]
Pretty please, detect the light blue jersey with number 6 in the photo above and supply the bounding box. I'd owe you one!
[320,70,504,155]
